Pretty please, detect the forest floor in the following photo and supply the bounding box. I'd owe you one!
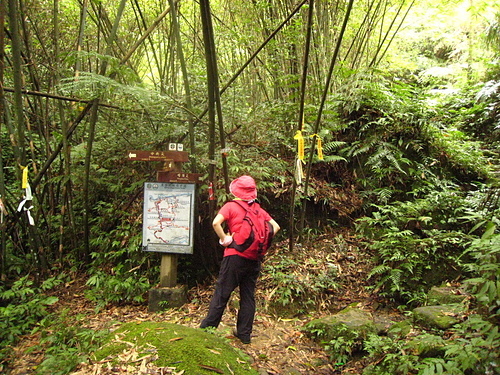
[7,233,401,375]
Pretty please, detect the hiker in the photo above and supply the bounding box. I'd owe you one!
[200,175,280,344]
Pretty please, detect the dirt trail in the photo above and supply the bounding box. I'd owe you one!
[8,280,372,375]
[8,234,380,374]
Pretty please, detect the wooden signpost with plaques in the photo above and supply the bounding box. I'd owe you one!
[128,146,201,311]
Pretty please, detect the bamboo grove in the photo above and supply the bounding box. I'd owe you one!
[0,0,497,282]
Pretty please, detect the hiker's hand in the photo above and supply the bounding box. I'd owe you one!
[219,235,233,247]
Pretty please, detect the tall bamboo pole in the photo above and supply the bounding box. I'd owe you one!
[179,0,309,143]
[298,0,355,235]
[83,99,99,262]
[0,0,6,280]
[8,0,26,169]
[168,0,196,172]
[289,0,314,250]
[75,0,88,78]
[200,0,218,219]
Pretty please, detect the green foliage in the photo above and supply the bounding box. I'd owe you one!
[85,268,150,309]
[0,276,62,363]
[484,11,500,55]
[356,186,477,304]
[363,315,500,375]
[363,334,420,375]
[463,225,500,318]
[261,250,339,315]
[362,219,500,374]
[331,72,491,209]
[84,193,153,308]
[322,324,361,365]
[422,122,491,180]
[33,310,107,375]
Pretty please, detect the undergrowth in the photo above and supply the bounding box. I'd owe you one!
[33,310,107,375]
[0,276,62,365]
[356,184,481,306]
[260,238,346,315]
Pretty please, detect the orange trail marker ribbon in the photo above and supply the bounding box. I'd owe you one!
[294,130,305,160]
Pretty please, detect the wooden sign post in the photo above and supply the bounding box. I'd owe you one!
[128,147,201,310]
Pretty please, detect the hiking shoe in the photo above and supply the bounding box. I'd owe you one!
[232,329,251,344]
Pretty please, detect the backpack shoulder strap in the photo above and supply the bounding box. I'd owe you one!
[230,200,255,212]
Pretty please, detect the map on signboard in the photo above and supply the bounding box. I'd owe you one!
[142,182,195,254]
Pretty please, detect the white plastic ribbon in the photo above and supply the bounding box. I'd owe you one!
[17,183,35,226]
[295,158,304,184]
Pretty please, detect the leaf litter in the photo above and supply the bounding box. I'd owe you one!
[7,231,389,374]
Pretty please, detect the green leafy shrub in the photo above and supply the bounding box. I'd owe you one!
[363,225,500,374]
[463,224,500,318]
[356,187,476,304]
[85,207,152,308]
[308,323,362,365]
[33,310,107,375]
[363,334,419,375]
[261,247,339,315]
[363,315,500,375]
[85,268,150,309]
[0,276,62,362]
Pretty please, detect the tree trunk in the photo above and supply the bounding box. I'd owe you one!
[75,0,89,78]
[83,99,99,262]
[299,0,355,238]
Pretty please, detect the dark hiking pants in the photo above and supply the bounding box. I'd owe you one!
[200,255,261,341]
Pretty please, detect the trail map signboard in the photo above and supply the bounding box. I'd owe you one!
[142,182,195,254]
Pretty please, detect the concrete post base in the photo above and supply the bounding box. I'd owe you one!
[148,285,188,312]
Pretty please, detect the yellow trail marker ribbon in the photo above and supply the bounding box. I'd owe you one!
[21,166,28,189]
[294,130,305,160]
[311,134,324,160]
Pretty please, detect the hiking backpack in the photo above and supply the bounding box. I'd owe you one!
[228,200,274,260]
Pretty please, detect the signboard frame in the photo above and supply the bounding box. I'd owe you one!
[142,182,195,254]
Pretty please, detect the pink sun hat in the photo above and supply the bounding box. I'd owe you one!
[229,176,257,201]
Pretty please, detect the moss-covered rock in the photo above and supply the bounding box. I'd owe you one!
[304,306,378,363]
[305,307,377,342]
[92,321,257,374]
[405,333,447,357]
[427,286,468,305]
[387,319,413,339]
[412,304,463,330]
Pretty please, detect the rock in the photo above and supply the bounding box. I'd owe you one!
[304,306,377,342]
[387,319,413,339]
[373,314,397,335]
[412,304,463,330]
[427,286,468,305]
[405,334,447,357]
[148,285,188,312]
[304,307,378,362]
